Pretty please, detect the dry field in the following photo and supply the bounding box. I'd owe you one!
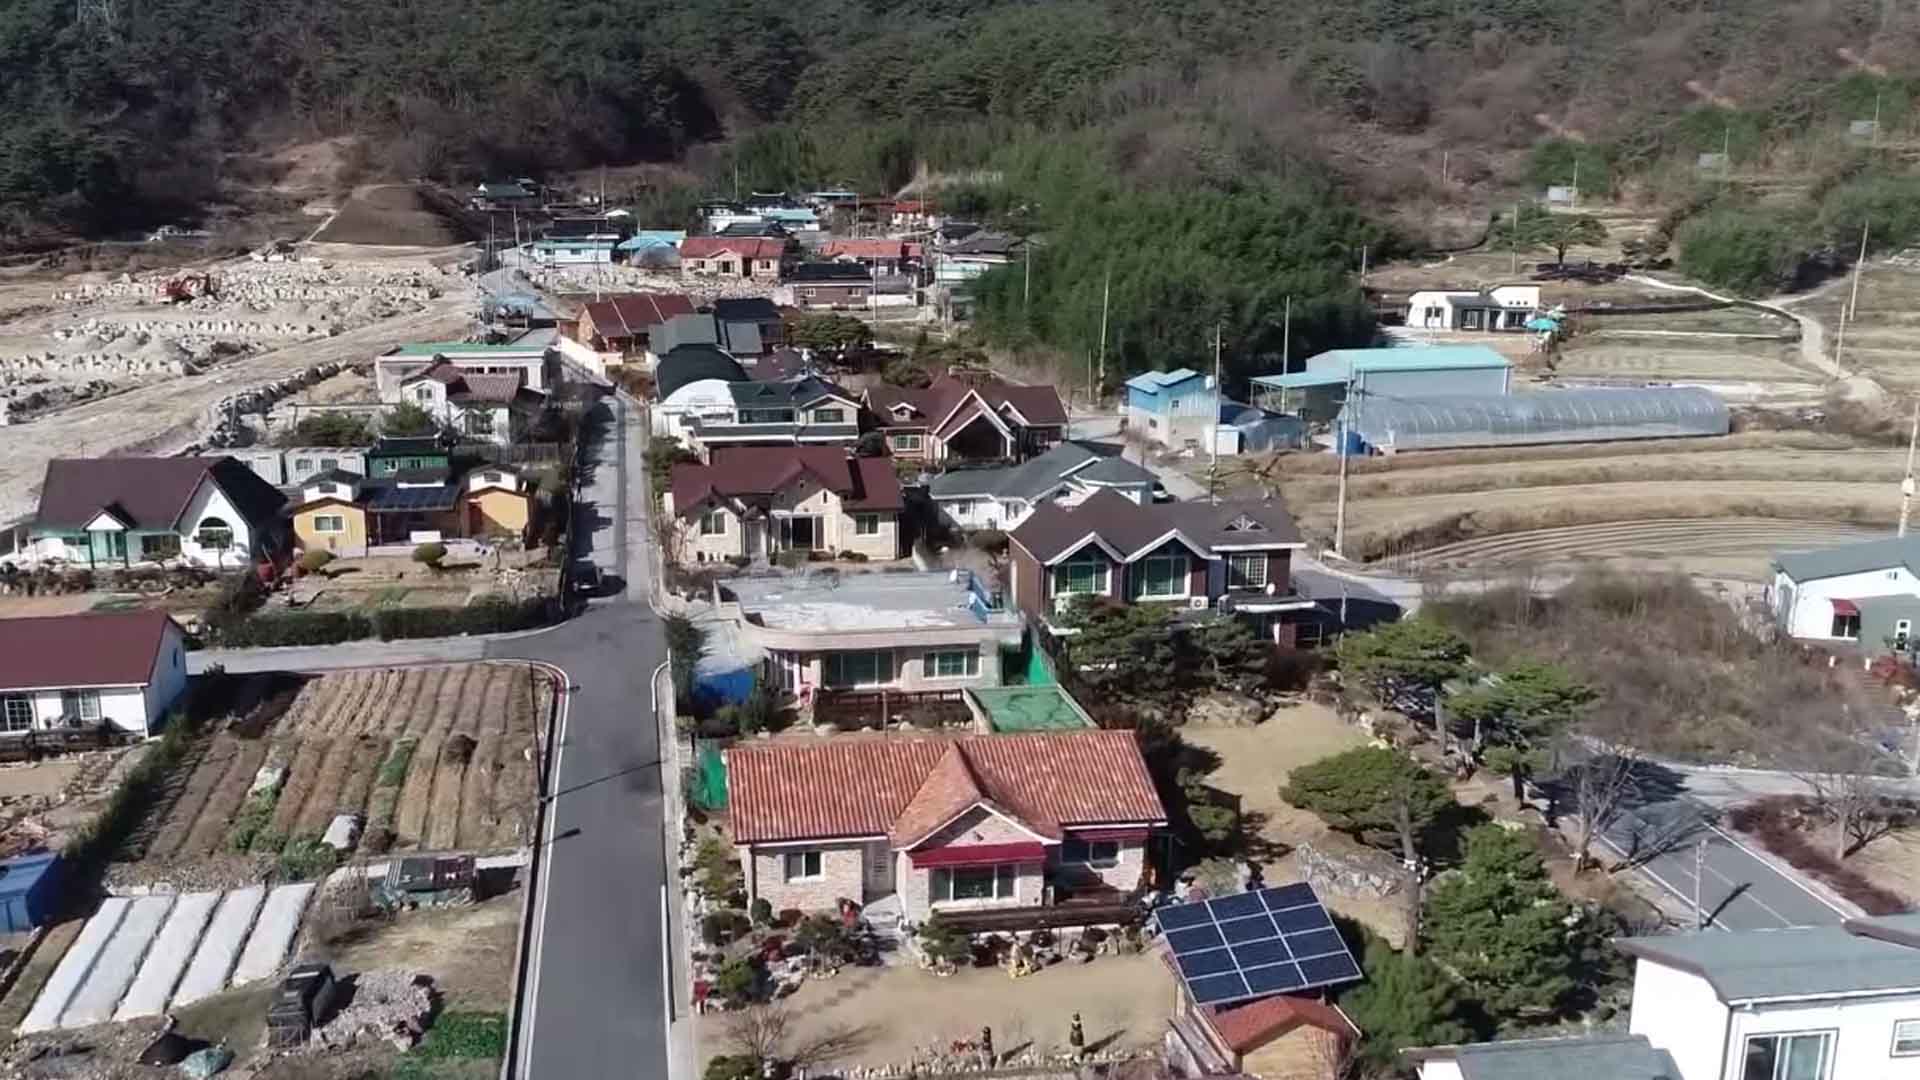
[1799,263,1920,391]
[117,663,550,889]
[310,184,471,247]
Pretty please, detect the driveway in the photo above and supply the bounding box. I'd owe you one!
[192,390,672,1079]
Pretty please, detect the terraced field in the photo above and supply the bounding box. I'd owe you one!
[1367,518,1889,582]
[122,663,551,888]
[1800,265,1920,390]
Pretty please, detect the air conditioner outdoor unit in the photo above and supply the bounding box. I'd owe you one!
[1189,596,1210,611]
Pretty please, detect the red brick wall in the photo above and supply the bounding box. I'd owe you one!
[1011,543,1044,619]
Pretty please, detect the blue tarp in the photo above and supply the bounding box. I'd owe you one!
[0,852,62,932]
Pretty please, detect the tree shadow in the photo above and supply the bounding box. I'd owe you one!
[791,1023,877,1069]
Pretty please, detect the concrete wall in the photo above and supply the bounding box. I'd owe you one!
[742,841,867,914]
[1627,959,1729,1080]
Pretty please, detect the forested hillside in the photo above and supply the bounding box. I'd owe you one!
[6,0,1920,372]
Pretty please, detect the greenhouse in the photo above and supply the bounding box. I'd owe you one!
[1338,386,1729,452]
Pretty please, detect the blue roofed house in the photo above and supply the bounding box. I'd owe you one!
[1252,345,1513,424]
[1125,369,1214,449]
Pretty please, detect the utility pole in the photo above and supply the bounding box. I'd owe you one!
[1694,839,1709,929]
[1333,371,1358,558]
[1096,267,1112,392]
[1510,203,1520,275]
[1571,157,1580,208]
[1722,126,1733,182]
[1836,222,1871,371]
[1209,322,1223,504]
[1873,91,1883,149]
[1023,247,1031,310]
[1281,295,1292,371]
[1900,399,1918,538]
[1440,150,1449,187]
[1359,244,1369,282]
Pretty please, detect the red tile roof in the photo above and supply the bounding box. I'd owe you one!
[681,237,787,261]
[1205,995,1357,1053]
[819,239,908,261]
[669,447,903,517]
[580,293,696,340]
[891,744,991,848]
[726,731,1166,845]
[0,610,181,691]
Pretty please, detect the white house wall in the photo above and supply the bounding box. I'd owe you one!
[1627,959,1730,1080]
[20,687,152,737]
[141,624,189,733]
[1732,993,1920,1080]
[177,480,257,569]
[1776,566,1920,640]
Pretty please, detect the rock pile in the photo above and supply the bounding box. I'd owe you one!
[1295,839,1404,899]
[306,971,434,1051]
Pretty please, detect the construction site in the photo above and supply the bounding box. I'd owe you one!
[0,239,480,527]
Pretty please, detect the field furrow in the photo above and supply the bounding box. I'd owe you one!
[269,740,327,836]
[183,740,268,857]
[294,737,355,836]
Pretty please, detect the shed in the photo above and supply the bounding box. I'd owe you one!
[1255,346,1514,421]
[0,852,61,932]
[1338,387,1729,453]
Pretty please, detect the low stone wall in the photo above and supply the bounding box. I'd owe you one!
[1295,840,1402,899]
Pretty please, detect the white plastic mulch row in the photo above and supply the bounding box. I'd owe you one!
[115,891,221,1020]
[231,883,315,985]
[17,898,130,1034]
[61,894,175,1027]
[169,886,266,1009]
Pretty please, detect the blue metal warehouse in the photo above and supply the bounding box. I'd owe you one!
[1337,386,1730,452]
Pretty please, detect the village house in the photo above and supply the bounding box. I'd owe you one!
[680,237,789,282]
[1410,913,1920,1080]
[231,446,369,488]
[374,341,556,400]
[725,729,1166,925]
[393,359,546,446]
[1403,285,1541,332]
[570,293,697,357]
[1007,490,1315,644]
[928,441,1156,532]
[288,462,534,555]
[644,311,778,368]
[1165,989,1362,1080]
[0,610,189,740]
[680,376,862,454]
[863,371,1067,465]
[651,348,752,442]
[21,456,287,570]
[1124,370,1307,455]
[782,262,876,310]
[1769,535,1920,648]
[817,238,916,278]
[712,297,786,354]
[662,446,904,563]
[933,231,1020,285]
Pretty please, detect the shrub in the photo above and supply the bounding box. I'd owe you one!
[277,836,339,880]
[1729,797,1908,914]
[443,733,478,764]
[413,542,448,569]
[749,898,774,927]
[712,957,759,1002]
[371,597,552,640]
[704,1055,758,1080]
[917,915,973,968]
[295,550,335,576]
[1675,207,1808,296]
[702,909,751,946]
[377,739,418,787]
[228,789,280,852]
[214,611,372,648]
[836,549,869,562]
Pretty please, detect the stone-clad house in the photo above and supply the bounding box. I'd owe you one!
[725,730,1166,923]
[662,446,903,563]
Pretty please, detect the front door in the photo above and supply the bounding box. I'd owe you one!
[745,519,767,558]
[864,840,895,899]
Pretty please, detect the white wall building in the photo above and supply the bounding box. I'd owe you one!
[1771,536,1920,645]
[0,610,189,739]
[1405,285,1541,332]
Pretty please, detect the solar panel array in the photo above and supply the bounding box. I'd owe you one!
[1153,882,1362,1007]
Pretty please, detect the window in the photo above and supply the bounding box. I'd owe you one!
[1055,551,1110,596]
[824,650,892,688]
[412,386,434,405]
[1743,1032,1833,1080]
[60,690,101,723]
[1,696,31,733]
[1224,514,1267,533]
[853,513,880,536]
[739,408,796,424]
[927,650,979,679]
[804,288,817,299]
[294,459,316,477]
[141,534,181,561]
[1895,1020,1920,1057]
[931,865,1016,902]
[484,471,504,483]
[782,850,822,881]
[1062,839,1120,868]
[313,515,346,534]
[1832,612,1862,639]
[319,457,338,472]
[463,411,494,437]
[195,517,234,551]
[699,511,727,536]
[891,434,923,451]
[812,407,845,424]
[1136,552,1189,598]
[1228,553,1268,590]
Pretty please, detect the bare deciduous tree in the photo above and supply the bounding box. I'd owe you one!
[1782,721,1894,860]
[1565,748,1642,873]
[724,1004,791,1065]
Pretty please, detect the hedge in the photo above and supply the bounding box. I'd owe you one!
[210,597,555,648]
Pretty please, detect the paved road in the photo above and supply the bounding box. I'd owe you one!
[1597,795,1852,931]
[193,391,672,1078]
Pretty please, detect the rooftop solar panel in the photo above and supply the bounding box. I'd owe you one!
[1152,883,1362,1008]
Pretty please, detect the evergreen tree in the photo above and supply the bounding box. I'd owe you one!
[1423,825,1576,1021]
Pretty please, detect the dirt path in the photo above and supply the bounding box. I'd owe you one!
[1626,273,1839,379]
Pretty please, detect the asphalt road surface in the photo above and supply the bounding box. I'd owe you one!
[1598,796,1850,931]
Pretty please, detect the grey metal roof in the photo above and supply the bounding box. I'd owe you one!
[1419,1034,1678,1080]
[719,320,764,356]
[653,313,721,355]
[1074,457,1155,486]
[1774,534,1920,584]
[927,441,1104,501]
[726,376,852,409]
[656,346,748,399]
[1615,915,1920,1003]
[683,420,860,441]
[1342,387,1729,452]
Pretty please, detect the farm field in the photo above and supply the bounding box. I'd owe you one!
[1366,518,1888,582]
[1799,264,1920,390]
[1554,335,1812,385]
[114,663,550,890]
[309,183,471,247]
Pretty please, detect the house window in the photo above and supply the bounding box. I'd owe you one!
[927,650,979,678]
[1743,1031,1833,1080]
[1136,552,1189,598]
[1061,839,1120,869]
[699,512,727,536]
[931,865,1017,902]
[294,459,316,477]
[891,434,923,451]
[1228,553,1268,590]
[812,407,845,424]
[314,515,347,534]
[463,411,494,437]
[853,513,880,536]
[1055,551,1110,596]
[60,690,101,724]
[824,650,892,688]
[1894,1020,1920,1057]
[484,471,504,483]
[783,850,822,881]
[804,288,817,299]
[141,534,181,561]
[412,386,434,405]
[195,517,234,551]
[319,457,338,472]
[1832,612,1862,639]
[1,696,31,733]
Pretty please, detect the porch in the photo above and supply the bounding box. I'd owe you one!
[931,889,1141,935]
[810,688,970,730]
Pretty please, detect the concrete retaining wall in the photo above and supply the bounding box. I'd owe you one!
[116,891,221,1020]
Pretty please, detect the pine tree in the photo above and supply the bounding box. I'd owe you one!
[1423,825,1576,1020]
